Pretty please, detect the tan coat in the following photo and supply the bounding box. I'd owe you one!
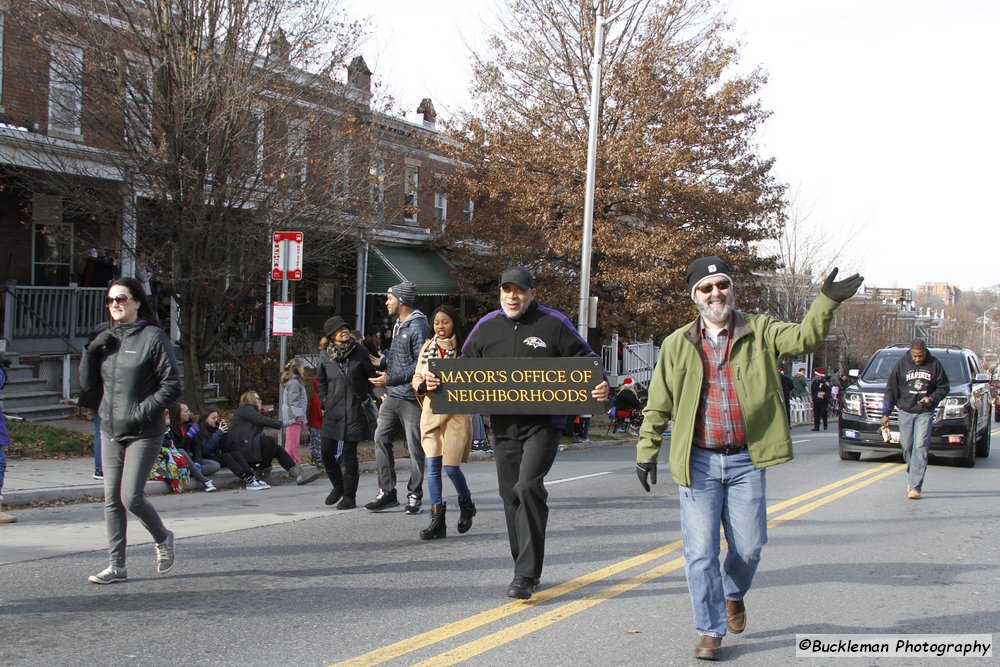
[412,338,472,465]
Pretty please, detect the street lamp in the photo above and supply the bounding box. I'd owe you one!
[983,306,997,356]
[577,0,644,338]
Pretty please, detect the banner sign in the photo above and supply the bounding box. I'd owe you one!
[427,357,605,415]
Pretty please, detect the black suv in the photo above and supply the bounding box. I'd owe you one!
[838,344,992,467]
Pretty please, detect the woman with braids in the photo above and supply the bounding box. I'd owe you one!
[412,305,476,540]
[79,277,182,584]
[316,316,378,509]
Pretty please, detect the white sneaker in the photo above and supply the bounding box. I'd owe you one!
[203,479,217,492]
[155,531,175,575]
[246,478,270,490]
[88,564,127,584]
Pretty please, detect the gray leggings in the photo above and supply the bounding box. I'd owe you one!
[102,432,170,566]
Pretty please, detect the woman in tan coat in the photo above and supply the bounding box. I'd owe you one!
[412,305,475,540]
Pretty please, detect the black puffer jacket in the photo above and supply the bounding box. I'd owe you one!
[229,403,282,463]
[317,341,378,441]
[78,321,182,442]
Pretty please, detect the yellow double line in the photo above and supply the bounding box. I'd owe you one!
[332,462,904,667]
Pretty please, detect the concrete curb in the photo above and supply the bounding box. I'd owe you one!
[4,449,502,507]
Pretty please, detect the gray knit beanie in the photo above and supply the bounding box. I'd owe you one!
[388,281,417,307]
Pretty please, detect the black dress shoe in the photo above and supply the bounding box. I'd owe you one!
[810,428,819,431]
[506,575,539,600]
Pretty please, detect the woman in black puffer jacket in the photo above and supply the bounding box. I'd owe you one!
[78,277,182,585]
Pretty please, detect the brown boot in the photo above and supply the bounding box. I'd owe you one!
[694,635,721,661]
[726,598,746,633]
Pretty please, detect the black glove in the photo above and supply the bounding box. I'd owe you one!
[821,267,864,303]
[89,330,118,354]
[636,462,657,492]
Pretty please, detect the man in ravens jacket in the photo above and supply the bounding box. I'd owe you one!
[443,266,608,599]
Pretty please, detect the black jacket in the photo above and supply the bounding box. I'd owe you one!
[463,300,600,438]
[229,403,283,463]
[811,377,832,406]
[78,321,181,442]
[317,341,378,441]
[883,352,950,415]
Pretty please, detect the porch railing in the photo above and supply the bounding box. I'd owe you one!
[2,281,107,345]
[602,335,658,389]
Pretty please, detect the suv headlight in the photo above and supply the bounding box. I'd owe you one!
[841,391,862,416]
[941,396,969,420]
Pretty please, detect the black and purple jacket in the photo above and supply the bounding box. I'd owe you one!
[463,300,600,436]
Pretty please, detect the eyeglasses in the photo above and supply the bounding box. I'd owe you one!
[696,280,730,294]
[105,294,132,306]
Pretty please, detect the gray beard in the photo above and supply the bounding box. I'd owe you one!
[697,298,733,326]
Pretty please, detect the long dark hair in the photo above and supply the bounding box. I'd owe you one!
[108,276,160,327]
[430,304,466,351]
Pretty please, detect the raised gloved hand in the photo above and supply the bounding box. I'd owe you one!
[636,462,657,492]
[89,330,119,354]
[821,268,864,303]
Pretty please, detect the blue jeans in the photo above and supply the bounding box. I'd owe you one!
[898,410,932,491]
[0,444,7,495]
[425,456,471,505]
[679,447,768,637]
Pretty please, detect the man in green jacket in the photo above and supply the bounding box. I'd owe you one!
[635,255,862,661]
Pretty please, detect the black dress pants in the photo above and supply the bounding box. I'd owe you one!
[493,427,562,579]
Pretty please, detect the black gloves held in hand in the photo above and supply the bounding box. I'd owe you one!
[821,267,864,303]
[636,462,657,492]
[89,330,118,354]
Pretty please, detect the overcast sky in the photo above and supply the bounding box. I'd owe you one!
[341,0,999,292]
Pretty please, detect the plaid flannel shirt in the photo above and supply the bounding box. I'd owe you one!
[693,320,747,449]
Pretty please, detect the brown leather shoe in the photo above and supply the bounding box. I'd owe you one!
[694,634,722,661]
[726,598,746,633]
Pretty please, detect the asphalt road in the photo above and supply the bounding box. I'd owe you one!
[2,426,998,666]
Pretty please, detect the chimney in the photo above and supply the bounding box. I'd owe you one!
[348,56,372,95]
[417,98,437,129]
[269,28,290,64]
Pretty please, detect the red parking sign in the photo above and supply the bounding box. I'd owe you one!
[272,231,303,280]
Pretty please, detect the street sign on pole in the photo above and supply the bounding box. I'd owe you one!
[272,301,294,336]
[271,231,303,280]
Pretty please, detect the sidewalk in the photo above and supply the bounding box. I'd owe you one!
[2,418,499,507]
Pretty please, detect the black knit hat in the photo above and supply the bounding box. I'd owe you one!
[323,316,349,337]
[685,256,734,299]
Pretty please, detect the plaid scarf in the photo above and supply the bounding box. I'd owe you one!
[421,335,458,362]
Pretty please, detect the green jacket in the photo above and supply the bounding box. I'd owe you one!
[636,293,839,486]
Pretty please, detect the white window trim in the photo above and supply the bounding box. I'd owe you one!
[434,192,447,226]
[124,55,153,147]
[463,199,474,222]
[369,157,385,210]
[288,120,308,188]
[48,41,84,139]
[404,164,419,223]
[31,194,75,286]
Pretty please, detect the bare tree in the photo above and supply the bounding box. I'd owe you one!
[16,0,390,410]
[439,0,785,339]
[755,189,858,322]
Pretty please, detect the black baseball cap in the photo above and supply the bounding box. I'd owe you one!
[499,266,534,290]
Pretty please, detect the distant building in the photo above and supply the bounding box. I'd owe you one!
[917,282,961,306]
[865,286,913,304]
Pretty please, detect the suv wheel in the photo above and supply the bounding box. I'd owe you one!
[956,432,976,468]
[838,449,861,461]
[975,421,991,458]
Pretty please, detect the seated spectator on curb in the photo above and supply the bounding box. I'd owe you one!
[164,407,218,492]
[188,411,268,490]
[0,352,16,523]
[229,390,321,486]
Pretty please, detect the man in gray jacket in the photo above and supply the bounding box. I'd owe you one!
[367,281,431,513]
